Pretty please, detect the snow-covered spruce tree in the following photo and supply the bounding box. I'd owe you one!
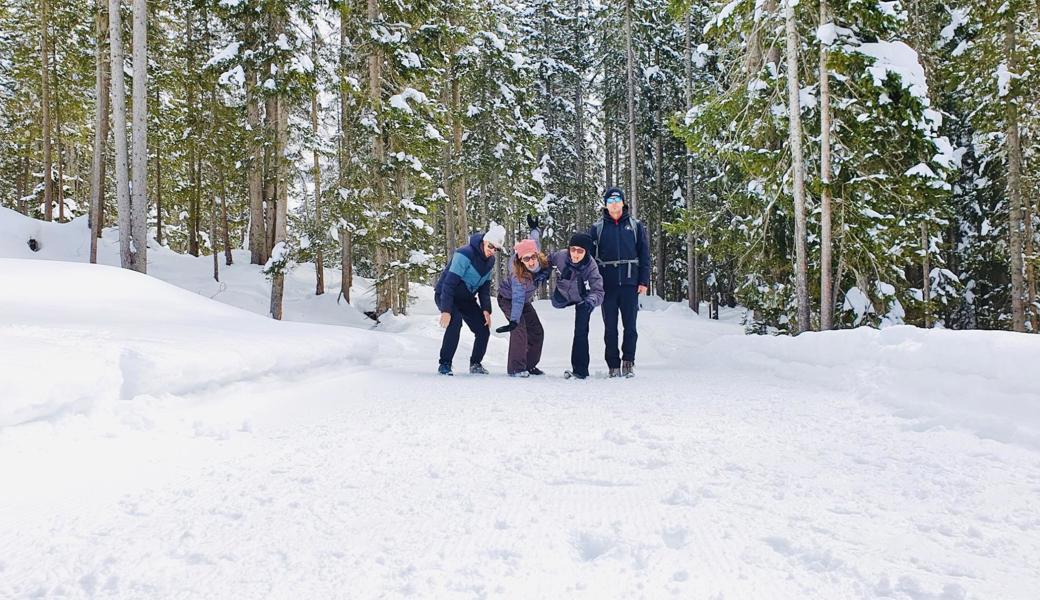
[675,0,954,333]
[518,0,595,254]
[448,0,541,284]
[940,1,1040,332]
[350,0,451,316]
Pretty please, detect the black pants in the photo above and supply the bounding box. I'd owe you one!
[438,295,490,367]
[601,285,638,368]
[571,302,593,377]
[497,296,544,374]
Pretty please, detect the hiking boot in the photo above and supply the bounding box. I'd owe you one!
[608,367,622,378]
[527,367,545,376]
[564,370,587,380]
[469,362,489,375]
[509,370,530,378]
[622,361,635,378]
[438,363,453,376]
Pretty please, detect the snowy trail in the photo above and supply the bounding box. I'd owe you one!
[3,292,1040,599]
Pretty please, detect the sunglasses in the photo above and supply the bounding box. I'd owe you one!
[487,243,502,253]
[605,194,623,204]
[520,254,539,262]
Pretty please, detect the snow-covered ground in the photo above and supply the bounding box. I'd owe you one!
[2,208,1039,599]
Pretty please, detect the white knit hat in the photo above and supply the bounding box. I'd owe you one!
[483,223,506,250]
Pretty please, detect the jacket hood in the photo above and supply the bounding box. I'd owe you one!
[468,232,487,253]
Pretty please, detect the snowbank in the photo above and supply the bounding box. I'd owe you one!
[0,258,379,428]
[702,326,1040,448]
[0,206,377,327]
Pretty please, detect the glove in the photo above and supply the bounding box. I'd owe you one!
[580,298,596,310]
[527,214,540,231]
[496,320,519,333]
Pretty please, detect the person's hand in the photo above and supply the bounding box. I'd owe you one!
[582,298,596,310]
[496,320,519,333]
[637,285,648,295]
[483,311,492,327]
[527,214,540,230]
[439,312,451,328]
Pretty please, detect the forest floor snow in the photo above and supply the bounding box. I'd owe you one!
[2,208,1040,599]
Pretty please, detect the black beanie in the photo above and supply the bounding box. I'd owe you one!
[568,232,594,255]
[603,187,625,205]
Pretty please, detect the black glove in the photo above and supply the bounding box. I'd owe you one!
[496,320,519,333]
[527,214,540,231]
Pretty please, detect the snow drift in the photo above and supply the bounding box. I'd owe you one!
[0,258,379,428]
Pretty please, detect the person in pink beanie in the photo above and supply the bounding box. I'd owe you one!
[495,235,551,377]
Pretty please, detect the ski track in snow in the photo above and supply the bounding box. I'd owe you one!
[3,306,1040,599]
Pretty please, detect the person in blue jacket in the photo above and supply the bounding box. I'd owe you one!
[434,225,505,376]
[587,187,651,378]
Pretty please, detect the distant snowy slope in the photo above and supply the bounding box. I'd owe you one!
[0,258,379,428]
[0,205,376,327]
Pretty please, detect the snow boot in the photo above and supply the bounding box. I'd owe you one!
[509,370,530,378]
[564,370,587,380]
[608,367,622,378]
[438,363,453,376]
[528,367,545,376]
[470,362,489,375]
[622,360,635,378]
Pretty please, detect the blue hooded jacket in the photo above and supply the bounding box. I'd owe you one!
[434,233,495,314]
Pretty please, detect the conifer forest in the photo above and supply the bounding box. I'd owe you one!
[2,0,1037,334]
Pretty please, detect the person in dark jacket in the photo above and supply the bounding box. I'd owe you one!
[586,187,651,378]
[524,217,605,379]
[434,225,505,375]
[495,234,552,377]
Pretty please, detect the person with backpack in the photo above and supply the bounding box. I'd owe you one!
[434,224,506,376]
[494,228,553,377]
[520,216,606,380]
[587,187,651,378]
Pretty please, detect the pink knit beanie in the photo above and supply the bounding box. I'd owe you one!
[514,238,538,258]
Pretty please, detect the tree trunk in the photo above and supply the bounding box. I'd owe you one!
[90,0,109,264]
[784,0,811,333]
[130,0,148,273]
[338,2,352,303]
[819,0,834,329]
[220,167,232,265]
[921,222,931,327]
[684,12,698,312]
[270,89,290,320]
[109,0,133,269]
[573,0,586,225]
[211,170,220,282]
[41,0,54,221]
[368,0,392,316]
[624,0,639,218]
[244,13,265,263]
[1026,195,1037,331]
[1005,16,1027,332]
[451,76,468,242]
[311,40,325,296]
[154,86,163,246]
[654,92,664,297]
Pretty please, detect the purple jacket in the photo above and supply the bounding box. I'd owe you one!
[525,228,604,309]
[548,249,604,309]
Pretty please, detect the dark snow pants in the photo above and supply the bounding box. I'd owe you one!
[438,295,490,368]
[570,302,593,378]
[497,296,544,374]
[601,284,638,368]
